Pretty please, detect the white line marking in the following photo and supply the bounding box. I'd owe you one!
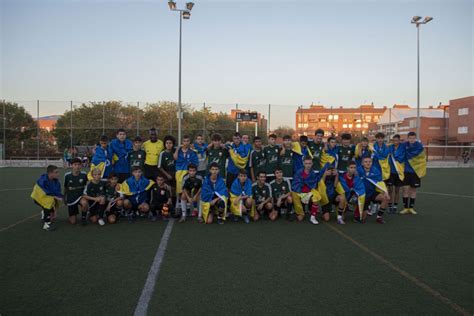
[418,192,474,199]
[0,187,32,192]
[134,219,175,316]
[0,213,40,232]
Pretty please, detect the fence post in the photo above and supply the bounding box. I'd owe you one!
[235,103,239,132]
[2,100,5,160]
[137,101,140,136]
[37,100,40,160]
[268,104,271,135]
[203,102,206,140]
[70,100,73,150]
[102,101,105,135]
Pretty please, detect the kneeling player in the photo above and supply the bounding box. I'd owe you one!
[200,162,228,224]
[64,158,88,225]
[104,173,123,224]
[291,156,322,224]
[270,168,293,220]
[358,157,390,224]
[229,169,253,224]
[150,175,173,221]
[318,166,346,224]
[81,168,107,226]
[252,171,275,221]
[179,164,203,223]
[122,166,155,223]
[30,165,64,231]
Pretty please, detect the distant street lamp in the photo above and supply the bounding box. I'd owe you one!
[411,16,433,141]
[168,1,195,145]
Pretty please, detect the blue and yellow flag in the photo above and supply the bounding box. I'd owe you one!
[201,175,228,223]
[88,145,111,180]
[228,143,250,171]
[388,143,405,181]
[405,141,427,178]
[120,176,154,205]
[30,174,63,209]
[338,172,366,220]
[373,142,390,180]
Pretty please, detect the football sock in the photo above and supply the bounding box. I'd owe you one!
[337,208,344,216]
[98,204,106,219]
[377,208,386,217]
[388,202,393,208]
[409,198,415,208]
[287,203,293,213]
[81,211,87,220]
[310,204,319,216]
[198,203,202,217]
[393,203,398,209]
[42,208,52,223]
[180,200,187,217]
[403,197,408,208]
[151,208,158,216]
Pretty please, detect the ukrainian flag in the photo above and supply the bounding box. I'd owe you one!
[228,144,250,170]
[120,176,154,204]
[200,175,228,223]
[406,142,427,178]
[30,174,63,210]
[338,173,366,220]
[88,145,111,180]
[389,143,406,181]
[229,178,252,217]
[374,143,390,180]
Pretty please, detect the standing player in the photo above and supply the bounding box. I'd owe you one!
[270,168,293,220]
[373,132,390,181]
[82,168,107,226]
[252,171,275,221]
[143,128,164,180]
[291,156,322,224]
[308,129,325,172]
[337,133,355,173]
[88,135,112,180]
[355,137,374,167]
[31,165,64,231]
[64,158,88,225]
[387,134,405,213]
[401,132,426,215]
[325,136,339,167]
[150,174,173,221]
[229,169,253,224]
[201,162,228,224]
[226,132,250,189]
[206,133,228,178]
[263,134,280,182]
[158,136,176,186]
[180,164,203,223]
[174,135,199,215]
[249,136,266,182]
[109,128,133,182]
[129,136,146,171]
[193,134,208,178]
[292,135,312,173]
[279,135,294,181]
[357,157,390,224]
[121,166,155,222]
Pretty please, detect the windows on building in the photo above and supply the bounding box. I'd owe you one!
[409,119,416,128]
[458,108,469,116]
[458,126,468,134]
[343,124,348,128]
[328,114,339,120]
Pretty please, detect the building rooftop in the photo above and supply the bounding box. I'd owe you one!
[378,108,446,125]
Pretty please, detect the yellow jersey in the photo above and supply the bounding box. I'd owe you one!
[142,139,164,166]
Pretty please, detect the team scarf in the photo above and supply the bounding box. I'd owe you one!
[109,138,133,173]
[228,142,250,170]
[175,147,199,171]
[357,164,388,197]
[338,172,366,220]
[292,168,319,193]
[373,142,390,180]
[201,174,228,203]
[388,143,405,181]
[88,145,111,180]
[120,176,154,204]
[405,141,427,178]
[30,173,63,209]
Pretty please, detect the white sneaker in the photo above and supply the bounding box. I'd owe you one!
[310,215,319,225]
[337,217,346,225]
[98,218,105,226]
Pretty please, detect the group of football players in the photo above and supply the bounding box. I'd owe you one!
[31,127,427,231]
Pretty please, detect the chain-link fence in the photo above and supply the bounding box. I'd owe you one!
[0,100,303,160]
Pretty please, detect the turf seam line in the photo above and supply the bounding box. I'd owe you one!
[418,192,474,199]
[325,223,471,316]
[0,187,32,192]
[134,219,175,316]
[0,213,40,232]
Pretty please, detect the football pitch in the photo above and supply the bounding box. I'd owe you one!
[1,168,473,315]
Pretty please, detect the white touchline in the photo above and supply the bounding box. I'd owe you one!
[134,219,175,316]
[418,192,474,199]
[0,187,32,192]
